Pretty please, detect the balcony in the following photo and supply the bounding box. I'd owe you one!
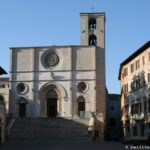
[132,113,145,121]
[143,113,150,123]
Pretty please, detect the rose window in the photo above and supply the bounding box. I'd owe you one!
[44,52,59,67]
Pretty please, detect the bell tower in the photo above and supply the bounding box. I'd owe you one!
[80,12,105,48]
[80,13,107,140]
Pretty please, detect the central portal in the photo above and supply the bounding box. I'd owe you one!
[40,83,63,118]
[47,98,57,117]
[46,89,58,118]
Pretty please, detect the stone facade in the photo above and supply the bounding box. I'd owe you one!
[10,12,106,138]
[119,41,150,139]
[0,77,9,113]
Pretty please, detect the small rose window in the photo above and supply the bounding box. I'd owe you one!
[16,83,28,94]
[78,82,88,93]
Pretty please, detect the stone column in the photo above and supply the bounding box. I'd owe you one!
[57,98,61,117]
[40,96,47,118]
[69,47,73,117]
[32,48,40,117]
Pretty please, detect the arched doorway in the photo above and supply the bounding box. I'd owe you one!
[17,97,28,118]
[39,83,66,118]
[77,96,85,118]
[47,90,58,117]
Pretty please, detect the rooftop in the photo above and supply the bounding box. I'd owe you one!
[118,41,150,80]
[0,77,9,81]
[10,45,96,49]
[80,12,105,15]
[109,94,121,101]
[0,66,7,75]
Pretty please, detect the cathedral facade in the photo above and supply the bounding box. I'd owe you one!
[10,13,106,123]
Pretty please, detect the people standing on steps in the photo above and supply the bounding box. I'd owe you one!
[88,112,99,141]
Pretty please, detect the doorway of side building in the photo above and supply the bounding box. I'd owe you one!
[47,98,57,117]
[19,103,26,117]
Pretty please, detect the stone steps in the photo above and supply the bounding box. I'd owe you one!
[8,117,89,140]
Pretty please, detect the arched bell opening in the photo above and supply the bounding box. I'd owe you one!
[89,34,97,46]
[89,18,96,31]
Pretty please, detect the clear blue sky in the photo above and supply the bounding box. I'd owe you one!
[0,0,150,94]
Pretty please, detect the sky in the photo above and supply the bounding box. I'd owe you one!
[0,0,150,94]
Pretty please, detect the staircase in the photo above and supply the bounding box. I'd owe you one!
[8,117,89,140]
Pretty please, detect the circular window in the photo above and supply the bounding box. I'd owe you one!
[16,83,28,95]
[78,82,88,93]
[44,52,59,67]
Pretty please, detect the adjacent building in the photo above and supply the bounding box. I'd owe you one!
[107,94,122,140]
[119,41,150,139]
[10,12,107,139]
[0,66,7,144]
[0,77,9,113]
[0,67,7,76]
